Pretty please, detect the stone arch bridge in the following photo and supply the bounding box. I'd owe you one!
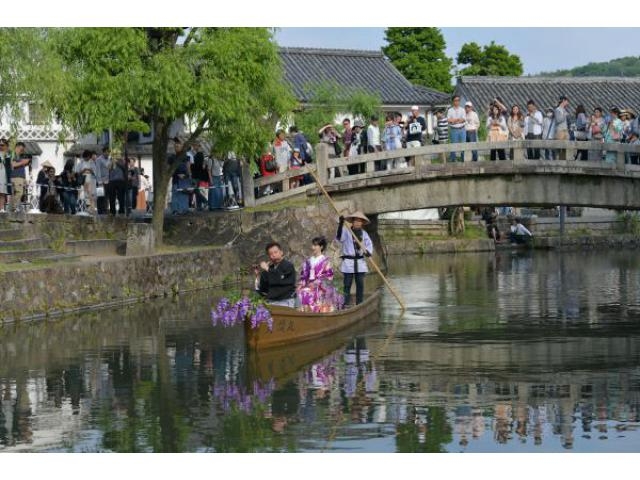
[244,140,640,215]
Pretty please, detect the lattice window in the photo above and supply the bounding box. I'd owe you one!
[27,102,48,126]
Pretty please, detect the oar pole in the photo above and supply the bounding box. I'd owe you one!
[308,168,406,311]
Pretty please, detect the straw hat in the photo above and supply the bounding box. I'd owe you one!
[345,211,370,225]
[41,160,54,169]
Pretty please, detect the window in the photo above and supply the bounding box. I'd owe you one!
[27,103,47,125]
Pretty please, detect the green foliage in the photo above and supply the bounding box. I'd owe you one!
[41,27,296,245]
[395,406,452,452]
[539,56,640,77]
[457,41,524,76]
[293,81,381,145]
[0,28,64,134]
[383,27,453,93]
[615,211,640,235]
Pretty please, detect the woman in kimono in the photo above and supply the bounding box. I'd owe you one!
[297,236,342,312]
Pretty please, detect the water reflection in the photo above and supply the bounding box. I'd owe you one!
[1,251,640,452]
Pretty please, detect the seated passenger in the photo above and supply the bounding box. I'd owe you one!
[297,236,342,312]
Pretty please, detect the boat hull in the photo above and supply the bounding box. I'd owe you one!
[245,290,381,350]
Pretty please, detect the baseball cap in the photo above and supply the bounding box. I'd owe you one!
[411,105,419,111]
[464,101,473,107]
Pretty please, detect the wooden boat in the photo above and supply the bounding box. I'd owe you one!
[245,289,381,350]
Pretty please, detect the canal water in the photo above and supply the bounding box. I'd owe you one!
[1,250,640,453]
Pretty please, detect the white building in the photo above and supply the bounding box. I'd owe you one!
[0,101,74,177]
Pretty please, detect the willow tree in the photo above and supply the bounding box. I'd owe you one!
[0,28,61,133]
[48,27,295,245]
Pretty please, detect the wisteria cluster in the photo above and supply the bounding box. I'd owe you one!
[212,378,276,413]
[211,295,273,332]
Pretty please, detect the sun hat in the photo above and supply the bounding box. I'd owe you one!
[345,211,370,225]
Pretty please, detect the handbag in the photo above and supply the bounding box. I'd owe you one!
[96,185,105,197]
[265,158,278,172]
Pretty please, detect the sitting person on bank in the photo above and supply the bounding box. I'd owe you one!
[297,236,342,312]
[509,217,533,244]
[254,241,297,308]
[336,211,373,306]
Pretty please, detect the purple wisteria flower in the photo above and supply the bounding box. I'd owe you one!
[211,295,273,331]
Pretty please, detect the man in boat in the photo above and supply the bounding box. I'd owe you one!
[254,241,297,307]
[336,211,373,306]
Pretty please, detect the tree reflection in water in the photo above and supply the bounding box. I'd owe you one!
[3,250,640,453]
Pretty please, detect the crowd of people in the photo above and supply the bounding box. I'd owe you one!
[439,95,640,163]
[3,93,639,216]
[0,139,152,216]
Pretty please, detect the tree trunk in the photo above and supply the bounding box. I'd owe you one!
[151,119,170,247]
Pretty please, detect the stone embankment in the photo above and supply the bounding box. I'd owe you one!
[0,203,354,323]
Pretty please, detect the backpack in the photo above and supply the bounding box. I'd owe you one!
[305,142,314,161]
[262,154,277,172]
[359,129,368,154]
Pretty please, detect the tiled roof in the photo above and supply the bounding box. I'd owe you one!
[455,76,640,114]
[279,47,450,107]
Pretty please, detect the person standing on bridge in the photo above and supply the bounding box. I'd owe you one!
[554,95,570,160]
[463,101,479,162]
[524,100,544,159]
[447,96,466,162]
[406,105,426,149]
[336,211,373,306]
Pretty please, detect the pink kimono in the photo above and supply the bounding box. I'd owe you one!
[297,255,342,312]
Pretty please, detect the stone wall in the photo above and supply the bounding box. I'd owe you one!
[0,203,365,323]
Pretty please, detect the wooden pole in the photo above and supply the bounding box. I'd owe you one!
[308,168,406,311]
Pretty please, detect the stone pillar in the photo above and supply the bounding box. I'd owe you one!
[126,223,155,256]
[512,141,525,163]
[315,143,329,186]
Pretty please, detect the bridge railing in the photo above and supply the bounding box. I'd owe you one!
[245,140,640,206]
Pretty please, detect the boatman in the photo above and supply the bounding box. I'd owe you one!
[336,211,374,306]
[254,241,297,307]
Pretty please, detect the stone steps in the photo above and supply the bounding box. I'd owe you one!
[0,228,24,241]
[0,248,59,263]
[0,237,48,250]
[65,239,126,256]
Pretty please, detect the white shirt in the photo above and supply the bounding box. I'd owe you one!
[367,124,380,147]
[524,110,544,136]
[465,111,480,132]
[510,223,532,236]
[447,106,466,129]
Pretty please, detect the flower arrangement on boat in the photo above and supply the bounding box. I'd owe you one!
[211,295,273,332]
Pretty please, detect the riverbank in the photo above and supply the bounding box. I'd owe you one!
[1,207,638,322]
[379,214,640,254]
[0,202,350,323]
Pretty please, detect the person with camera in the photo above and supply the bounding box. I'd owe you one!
[60,158,79,214]
[9,141,30,213]
[76,149,98,215]
[94,146,112,215]
[254,242,297,308]
[0,138,11,213]
[36,160,57,213]
[554,95,570,160]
